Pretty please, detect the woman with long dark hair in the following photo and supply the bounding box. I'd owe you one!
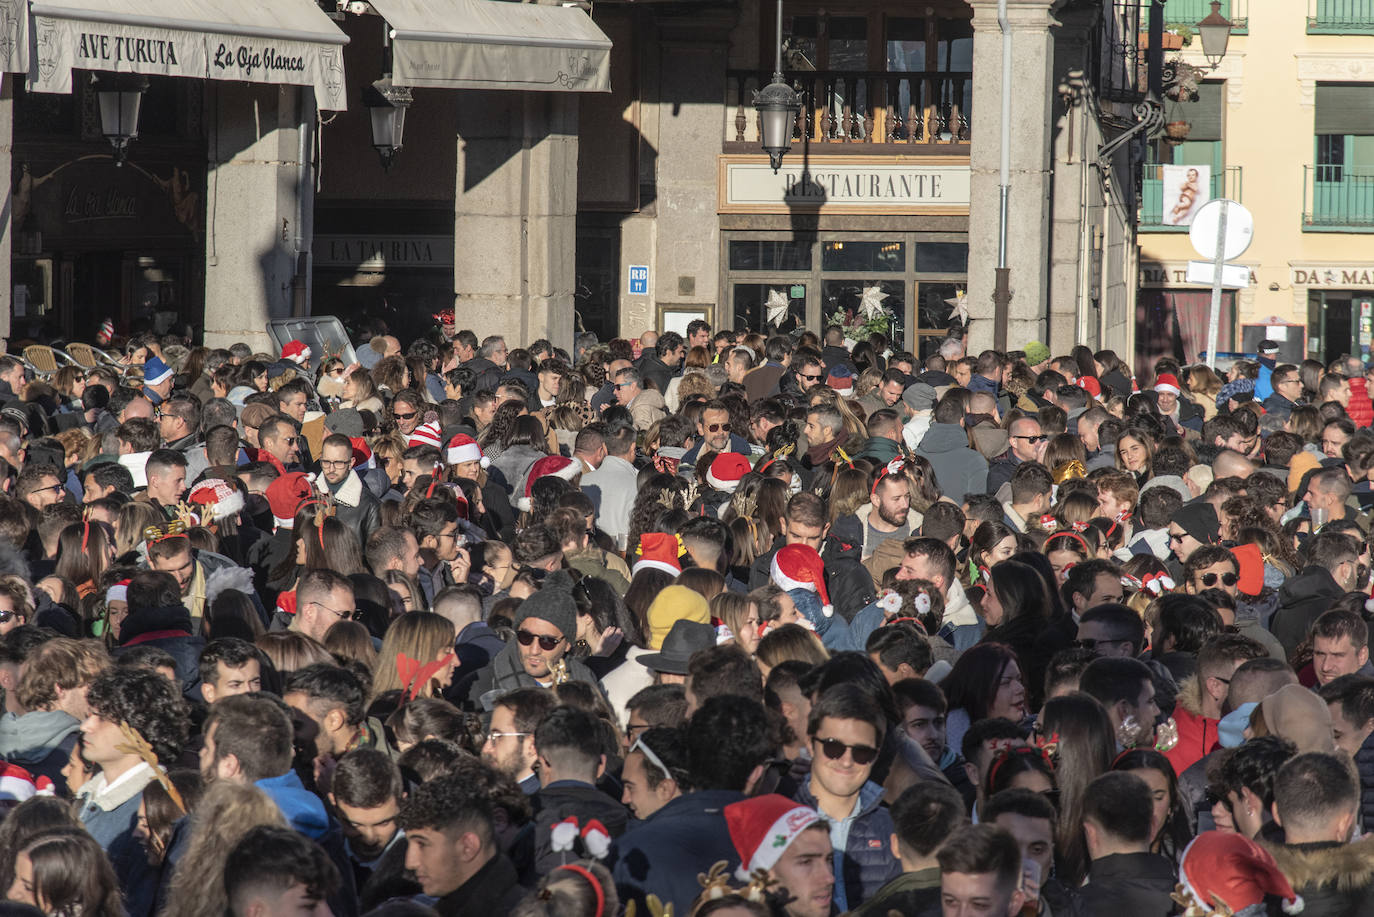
[1113,747,1193,866]
[1040,692,1116,886]
[979,560,1053,707]
[942,642,1028,755]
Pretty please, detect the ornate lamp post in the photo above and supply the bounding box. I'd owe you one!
[753,0,801,172]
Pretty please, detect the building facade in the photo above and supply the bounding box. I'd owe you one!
[0,0,1147,360]
[1138,0,1374,376]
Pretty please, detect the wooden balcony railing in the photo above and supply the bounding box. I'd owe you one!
[725,70,972,151]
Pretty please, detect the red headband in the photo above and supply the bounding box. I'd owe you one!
[81,520,90,552]
[555,864,604,917]
[1045,532,1090,555]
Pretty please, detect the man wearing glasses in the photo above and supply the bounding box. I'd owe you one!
[613,366,666,432]
[16,464,66,510]
[258,416,303,474]
[786,355,826,399]
[388,391,425,438]
[291,569,359,644]
[986,417,1047,495]
[319,434,381,548]
[469,570,602,709]
[681,399,749,468]
[1262,364,1305,422]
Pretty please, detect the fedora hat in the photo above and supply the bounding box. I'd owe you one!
[636,619,715,676]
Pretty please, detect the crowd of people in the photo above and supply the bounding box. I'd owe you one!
[0,319,1368,917]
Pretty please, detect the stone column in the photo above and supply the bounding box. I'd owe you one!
[966,0,1058,353]
[453,91,579,353]
[203,83,308,352]
[0,77,12,344]
[637,11,735,334]
[1045,3,1094,355]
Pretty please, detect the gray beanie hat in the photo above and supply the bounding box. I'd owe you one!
[514,569,578,643]
[903,381,938,412]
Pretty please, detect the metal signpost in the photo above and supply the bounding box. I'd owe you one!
[1188,199,1254,369]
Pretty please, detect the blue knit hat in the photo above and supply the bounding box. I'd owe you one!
[1216,376,1254,408]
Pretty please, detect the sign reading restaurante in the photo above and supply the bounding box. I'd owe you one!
[720,156,971,213]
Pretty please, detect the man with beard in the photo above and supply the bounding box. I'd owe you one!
[479,687,556,794]
[329,749,418,908]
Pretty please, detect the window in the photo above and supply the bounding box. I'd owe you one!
[724,233,967,354]
[1309,83,1374,227]
[1142,82,1227,228]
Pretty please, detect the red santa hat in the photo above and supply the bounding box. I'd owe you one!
[633,532,682,578]
[281,340,312,365]
[447,433,490,469]
[518,455,581,512]
[706,452,752,493]
[1154,373,1182,396]
[188,478,246,524]
[349,436,375,470]
[1077,375,1102,399]
[407,421,443,449]
[1176,832,1303,915]
[770,543,832,617]
[0,763,54,803]
[724,795,823,881]
[266,472,315,530]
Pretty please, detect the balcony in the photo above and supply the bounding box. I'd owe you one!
[1304,165,1374,230]
[1308,0,1374,33]
[1140,164,1242,230]
[724,70,971,152]
[1164,0,1248,35]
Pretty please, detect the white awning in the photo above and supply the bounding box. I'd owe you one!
[29,0,349,109]
[0,0,28,75]
[368,0,610,93]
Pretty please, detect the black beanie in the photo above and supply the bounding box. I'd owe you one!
[513,569,578,643]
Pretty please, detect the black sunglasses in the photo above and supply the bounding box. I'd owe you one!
[517,629,562,652]
[392,410,417,420]
[1073,637,1127,651]
[813,737,878,766]
[1199,571,1240,587]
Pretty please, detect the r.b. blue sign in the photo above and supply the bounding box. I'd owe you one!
[628,265,649,296]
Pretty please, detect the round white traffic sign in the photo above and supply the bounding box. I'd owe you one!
[1189,199,1254,261]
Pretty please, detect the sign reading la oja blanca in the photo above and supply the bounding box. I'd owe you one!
[720,156,970,213]
[30,14,346,110]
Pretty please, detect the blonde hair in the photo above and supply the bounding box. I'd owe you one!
[254,632,333,677]
[370,612,456,702]
[755,623,829,671]
[161,783,286,917]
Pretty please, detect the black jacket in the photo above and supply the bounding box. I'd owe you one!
[1263,838,1374,917]
[748,535,876,623]
[530,780,630,877]
[115,602,205,697]
[1271,566,1347,658]
[1074,852,1177,917]
[433,853,526,917]
[636,351,674,394]
[821,344,855,374]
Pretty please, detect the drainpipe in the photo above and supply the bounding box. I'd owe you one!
[292,87,316,317]
[993,0,1012,351]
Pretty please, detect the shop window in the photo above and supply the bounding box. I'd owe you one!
[915,242,968,273]
[1136,288,1235,371]
[734,282,806,335]
[821,241,903,272]
[729,240,813,272]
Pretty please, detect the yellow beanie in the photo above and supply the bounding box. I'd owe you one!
[644,585,710,650]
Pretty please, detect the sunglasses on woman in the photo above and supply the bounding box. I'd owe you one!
[517,630,562,651]
[813,737,878,766]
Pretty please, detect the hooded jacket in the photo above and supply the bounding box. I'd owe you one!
[1272,566,1348,658]
[914,424,988,505]
[0,709,80,793]
[468,640,603,711]
[487,443,545,499]
[530,780,630,876]
[116,602,205,696]
[936,580,984,652]
[748,535,877,624]
[1165,676,1218,776]
[609,789,744,917]
[1262,837,1374,917]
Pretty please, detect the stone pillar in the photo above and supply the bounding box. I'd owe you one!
[203,84,308,352]
[0,77,12,344]
[1045,4,1095,355]
[966,0,1057,353]
[637,11,735,335]
[453,91,579,353]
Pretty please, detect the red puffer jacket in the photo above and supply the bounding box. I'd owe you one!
[1349,376,1374,428]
